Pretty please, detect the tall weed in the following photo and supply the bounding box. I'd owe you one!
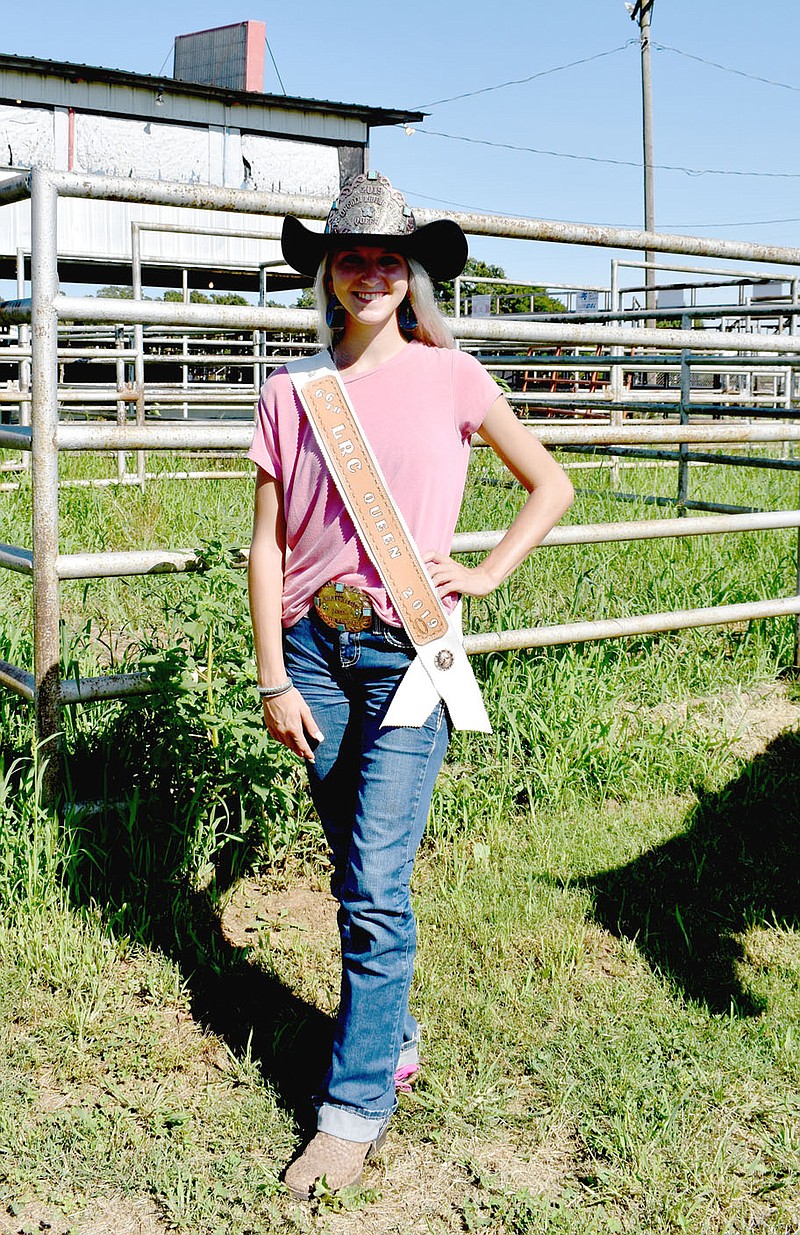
[62,540,308,941]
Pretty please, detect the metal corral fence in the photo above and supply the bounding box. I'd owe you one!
[5,256,800,445]
[3,168,800,769]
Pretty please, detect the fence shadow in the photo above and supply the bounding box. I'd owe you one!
[61,702,333,1136]
[580,728,800,1015]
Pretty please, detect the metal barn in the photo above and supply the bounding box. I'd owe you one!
[0,28,421,293]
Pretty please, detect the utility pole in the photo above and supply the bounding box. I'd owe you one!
[629,0,656,315]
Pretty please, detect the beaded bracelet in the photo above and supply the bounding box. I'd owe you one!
[257,679,293,700]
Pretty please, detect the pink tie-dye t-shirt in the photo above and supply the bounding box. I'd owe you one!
[248,341,500,627]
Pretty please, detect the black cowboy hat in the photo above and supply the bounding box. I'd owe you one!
[281,171,468,283]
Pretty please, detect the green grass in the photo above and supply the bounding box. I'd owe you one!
[0,447,799,1231]
[0,900,294,1232]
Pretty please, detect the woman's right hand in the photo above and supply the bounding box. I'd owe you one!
[261,687,324,763]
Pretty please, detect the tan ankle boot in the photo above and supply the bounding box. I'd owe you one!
[283,1128,387,1199]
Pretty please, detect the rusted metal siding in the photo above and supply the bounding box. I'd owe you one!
[173,21,266,92]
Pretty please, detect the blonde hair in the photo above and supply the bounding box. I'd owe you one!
[313,254,455,351]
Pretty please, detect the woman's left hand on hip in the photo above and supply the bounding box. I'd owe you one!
[424,550,498,599]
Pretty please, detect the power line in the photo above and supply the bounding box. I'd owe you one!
[412,37,800,115]
[398,185,525,216]
[662,216,800,230]
[156,45,173,77]
[265,34,287,95]
[400,185,800,234]
[408,127,800,180]
[654,42,800,94]
[412,43,636,110]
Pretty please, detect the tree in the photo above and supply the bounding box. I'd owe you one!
[163,289,202,303]
[435,258,565,316]
[95,285,134,299]
[294,286,316,309]
[161,290,250,305]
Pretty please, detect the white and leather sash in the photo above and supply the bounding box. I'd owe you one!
[285,351,491,732]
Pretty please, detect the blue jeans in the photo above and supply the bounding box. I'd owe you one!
[283,612,450,1142]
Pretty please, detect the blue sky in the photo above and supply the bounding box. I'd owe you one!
[4,1,800,289]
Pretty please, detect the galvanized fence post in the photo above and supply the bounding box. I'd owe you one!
[15,248,31,441]
[608,259,622,489]
[30,169,62,794]
[181,267,190,422]
[677,318,691,514]
[115,325,128,481]
[794,518,800,670]
[130,223,146,488]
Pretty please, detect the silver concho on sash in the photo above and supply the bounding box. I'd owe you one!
[434,650,454,671]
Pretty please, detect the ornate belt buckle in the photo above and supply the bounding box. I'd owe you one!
[314,582,373,633]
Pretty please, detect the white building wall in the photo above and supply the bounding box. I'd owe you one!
[0,103,55,169]
[0,105,341,275]
[73,113,212,182]
[240,133,339,195]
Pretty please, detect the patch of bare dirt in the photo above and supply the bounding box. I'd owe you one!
[0,1196,166,1235]
[581,923,632,980]
[742,923,800,973]
[468,1124,580,1196]
[652,678,800,761]
[318,1124,579,1234]
[221,876,339,954]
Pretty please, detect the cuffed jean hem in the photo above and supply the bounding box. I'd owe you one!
[317,1101,394,1143]
[398,1030,421,1068]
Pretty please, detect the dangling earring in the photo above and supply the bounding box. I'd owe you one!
[326,295,344,330]
[398,297,418,333]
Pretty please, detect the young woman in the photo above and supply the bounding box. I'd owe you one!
[248,171,574,1199]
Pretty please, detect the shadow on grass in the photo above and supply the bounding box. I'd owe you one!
[581,728,800,1015]
[58,701,333,1137]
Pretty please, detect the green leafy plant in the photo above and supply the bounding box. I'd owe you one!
[61,539,309,947]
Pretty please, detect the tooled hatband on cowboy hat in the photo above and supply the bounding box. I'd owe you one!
[281,171,468,283]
